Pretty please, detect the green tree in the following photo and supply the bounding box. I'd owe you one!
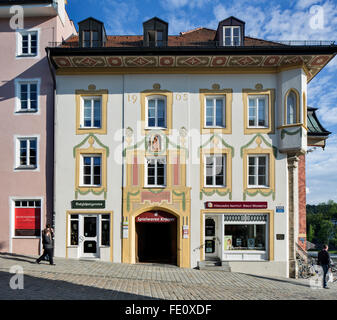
[316,220,334,245]
[307,224,315,242]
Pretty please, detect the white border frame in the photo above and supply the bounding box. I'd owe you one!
[13,134,40,172]
[80,154,102,187]
[145,95,167,130]
[247,95,269,128]
[15,28,40,59]
[204,95,226,128]
[204,154,226,188]
[144,156,167,188]
[80,96,102,129]
[247,154,269,189]
[223,26,241,46]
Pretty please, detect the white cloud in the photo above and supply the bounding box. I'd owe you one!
[296,0,323,9]
[160,0,211,10]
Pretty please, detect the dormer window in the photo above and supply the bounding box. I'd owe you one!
[223,26,240,46]
[78,17,107,48]
[143,17,168,48]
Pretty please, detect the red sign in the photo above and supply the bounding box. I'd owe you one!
[136,211,176,223]
[205,202,268,209]
[15,208,41,229]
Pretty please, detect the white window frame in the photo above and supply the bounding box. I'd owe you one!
[16,29,39,58]
[248,95,269,128]
[204,154,226,187]
[223,26,241,46]
[14,136,39,170]
[146,95,167,129]
[10,197,43,241]
[14,78,40,113]
[80,154,102,187]
[145,156,166,188]
[247,155,269,188]
[204,96,226,128]
[80,96,102,128]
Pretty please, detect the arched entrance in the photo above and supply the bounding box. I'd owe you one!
[135,210,177,265]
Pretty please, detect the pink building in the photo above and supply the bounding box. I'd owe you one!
[0,0,76,255]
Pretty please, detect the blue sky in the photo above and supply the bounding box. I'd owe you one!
[65,0,337,204]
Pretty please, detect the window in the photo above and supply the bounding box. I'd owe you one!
[70,214,79,245]
[248,155,269,187]
[14,200,41,237]
[205,155,226,187]
[17,30,38,56]
[18,82,38,111]
[147,97,166,128]
[83,30,99,48]
[248,95,268,128]
[145,157,166,187]
[224,214,267,252]
[286,90,298,124]
[81,97,101,128]
[82,155,101,186]
[101,214,110,246]
[205,97,225,127]
[223,26,240,46]
[16,138,37,169]
[148,30,164,47]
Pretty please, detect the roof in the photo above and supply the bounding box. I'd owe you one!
[62,27,284,47]
[307,107,331,136]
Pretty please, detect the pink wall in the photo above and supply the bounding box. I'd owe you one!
[0,12,75,255]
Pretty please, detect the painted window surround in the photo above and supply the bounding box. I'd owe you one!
[199,86,232,134]
[15,28,40,59]
[75,144,107,194]
[14,78,41,114]
[14,135,40,171]
[141,87,173,135]
[242,87,275,135]
[243,145,275,196]
[200,146,232,197]
[75,86,108,135]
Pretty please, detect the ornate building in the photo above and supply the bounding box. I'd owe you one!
[47,16,335,277]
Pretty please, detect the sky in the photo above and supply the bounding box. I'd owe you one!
[65,0,337,204]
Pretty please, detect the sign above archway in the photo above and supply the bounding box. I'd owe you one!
[136,211,176,223]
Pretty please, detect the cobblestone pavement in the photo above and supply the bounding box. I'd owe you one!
[0,253,336,300]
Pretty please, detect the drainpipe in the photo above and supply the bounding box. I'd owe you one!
[287,154,299,278]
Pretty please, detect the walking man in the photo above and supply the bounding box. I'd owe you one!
[317,244,331,289]
[36,224,55,265]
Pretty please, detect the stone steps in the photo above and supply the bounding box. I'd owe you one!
[197,260,231,272]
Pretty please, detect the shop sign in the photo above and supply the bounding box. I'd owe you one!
[182,225,189,239]
[276,234,285,240]
[15,208,40,230]
[71,200,105,209]
[136,211,176,223]
[122,222,129,239]
[205,201,267,209]
[276,206,285,213]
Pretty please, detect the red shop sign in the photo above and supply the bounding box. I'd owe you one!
[205,201,268,209]
[15,208,41,229]
[136,211,176,223]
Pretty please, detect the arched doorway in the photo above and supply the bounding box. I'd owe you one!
[135,210,177,265]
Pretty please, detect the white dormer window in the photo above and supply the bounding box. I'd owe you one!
[223,26,240,46]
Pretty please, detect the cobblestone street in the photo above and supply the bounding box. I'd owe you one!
[0,253,336,300]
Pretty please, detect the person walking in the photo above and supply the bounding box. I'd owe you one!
[36,224,55,265]
[317,244,331,289]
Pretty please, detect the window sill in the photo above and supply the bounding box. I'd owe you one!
[16,54,38,58]
[15,110,38,114]
[15,166,37,170]
[145,127,167,130]
[12,236,40,239]
[247,186,270,189]
[143,186,166,189]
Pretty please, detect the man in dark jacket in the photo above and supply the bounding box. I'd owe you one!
[317,244,331,289]
[35,224,55,265]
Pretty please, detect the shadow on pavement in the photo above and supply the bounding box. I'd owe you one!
[244,273,311,288]
[0,271,158,300]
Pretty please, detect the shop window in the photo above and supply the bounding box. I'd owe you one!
[70,214,79,245]
[101,214,110,246]
[14,200,41,237]
[205,218,215,236]
[224,214,267,251]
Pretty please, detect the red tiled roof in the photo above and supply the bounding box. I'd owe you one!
[62,27,283,47]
